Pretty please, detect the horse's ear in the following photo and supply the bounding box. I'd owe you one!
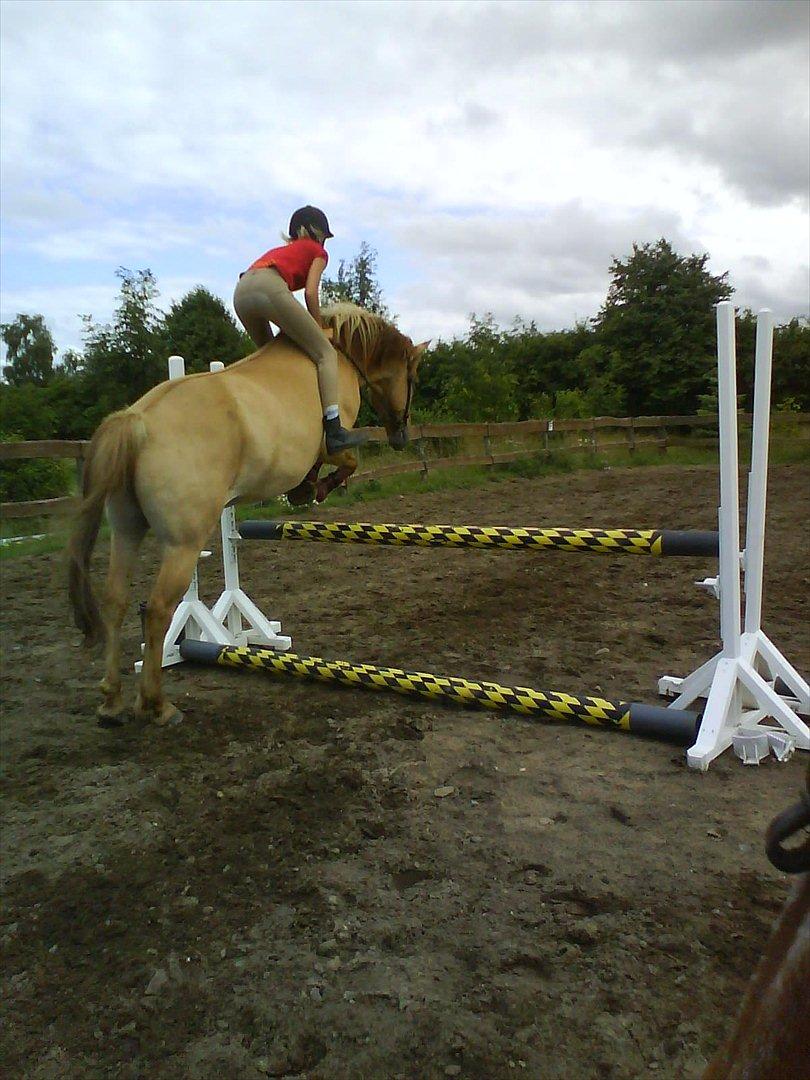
[413,340,431,363]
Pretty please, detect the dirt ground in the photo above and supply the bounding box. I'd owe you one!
[1,461,808,1080]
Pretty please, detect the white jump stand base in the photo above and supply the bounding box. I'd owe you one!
[135,552,291,673]
[659,633,810,771]
[208,504,292,653]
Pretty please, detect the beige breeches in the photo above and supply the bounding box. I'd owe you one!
[233,267,339,408]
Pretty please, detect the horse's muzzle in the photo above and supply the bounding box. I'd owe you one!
[388,428,409,451]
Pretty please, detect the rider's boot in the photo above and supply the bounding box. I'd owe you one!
[323,415,368,455]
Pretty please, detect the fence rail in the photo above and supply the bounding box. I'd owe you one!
[2,413,808,520]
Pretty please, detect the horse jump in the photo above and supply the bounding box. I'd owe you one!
[138,304,808,769]
[238,519,721,557]
[178,640,699,745]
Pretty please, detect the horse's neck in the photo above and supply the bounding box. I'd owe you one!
[336,343,372,384]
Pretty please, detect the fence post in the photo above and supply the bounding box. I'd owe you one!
[483,423,494,466]
[415,425,429,479]
[659,421,669,456]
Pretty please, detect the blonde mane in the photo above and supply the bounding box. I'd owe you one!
[321,303,392,366]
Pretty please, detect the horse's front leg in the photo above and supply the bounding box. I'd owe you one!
[316,450,358,503]
[285,461,322,506]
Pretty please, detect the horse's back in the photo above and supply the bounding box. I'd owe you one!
[129,343,330,532]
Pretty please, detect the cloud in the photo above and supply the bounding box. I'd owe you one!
[388,197,807,343]
[0,282,122,358]
[389,202,688,339]
[0,0,807,355]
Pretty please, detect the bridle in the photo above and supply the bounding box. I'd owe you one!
[400,363,416,432]
[339,341,415,434]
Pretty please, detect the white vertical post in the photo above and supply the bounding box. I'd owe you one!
[209,359,241,639]
[715,301,743,660]
[206,361,292,651]
[743,310,773,635]
[138,353,292,671]
[169,355,203,629]
[168,355,185,380]
[739,310,810,717]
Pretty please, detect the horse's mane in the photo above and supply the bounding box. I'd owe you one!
[321,303,400,367]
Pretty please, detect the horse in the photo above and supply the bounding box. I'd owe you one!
[68,303,428,725]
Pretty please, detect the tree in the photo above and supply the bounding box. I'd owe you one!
[1,313,56,386]
[322,242,391,317]
[772,316,810,411]
[78,268,166,417]
[417,315,519,422]
[594,239,732,415]
[161,286,251,373]
[510,320,599,418]
[0,380,56,439]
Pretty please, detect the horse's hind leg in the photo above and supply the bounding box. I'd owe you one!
[136,541,202,725]
[98,496,147,721]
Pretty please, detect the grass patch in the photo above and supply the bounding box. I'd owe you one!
[0,519,73,560]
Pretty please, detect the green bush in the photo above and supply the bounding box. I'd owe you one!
[0,432,73,503]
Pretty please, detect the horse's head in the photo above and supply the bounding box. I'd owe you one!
[364,326,429,450]
[323,304,429,450]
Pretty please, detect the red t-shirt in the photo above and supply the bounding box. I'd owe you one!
[247,238,328,291]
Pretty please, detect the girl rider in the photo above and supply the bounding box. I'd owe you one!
[233,205,367,455]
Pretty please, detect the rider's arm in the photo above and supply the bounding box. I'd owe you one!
[304,257,327,326]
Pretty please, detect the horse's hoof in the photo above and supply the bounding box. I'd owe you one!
[138,701,184,727]
[155,706,184,727]
[285,482,317,507]
[97,701,126,727]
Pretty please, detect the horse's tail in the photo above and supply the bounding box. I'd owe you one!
[67,409,144,647]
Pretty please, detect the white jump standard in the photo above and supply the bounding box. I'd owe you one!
[659,304,809,769]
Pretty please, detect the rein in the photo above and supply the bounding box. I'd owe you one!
[766,785,810,875]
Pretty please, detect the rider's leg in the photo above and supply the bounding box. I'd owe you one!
[258,277,368,454]
[233,275,276,348]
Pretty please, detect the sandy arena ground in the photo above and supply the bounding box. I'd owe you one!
[2,462,808,1079]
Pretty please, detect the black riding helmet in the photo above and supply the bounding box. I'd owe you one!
[289,205,334,242]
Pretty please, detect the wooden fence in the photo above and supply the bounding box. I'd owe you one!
[2,413,808,520]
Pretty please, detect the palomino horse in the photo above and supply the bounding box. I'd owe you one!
[68,303,428,724]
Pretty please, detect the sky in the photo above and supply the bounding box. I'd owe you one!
[1,0,808,361]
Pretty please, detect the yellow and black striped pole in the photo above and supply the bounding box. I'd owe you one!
[179,641,699,745]
[239,520,719,557]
